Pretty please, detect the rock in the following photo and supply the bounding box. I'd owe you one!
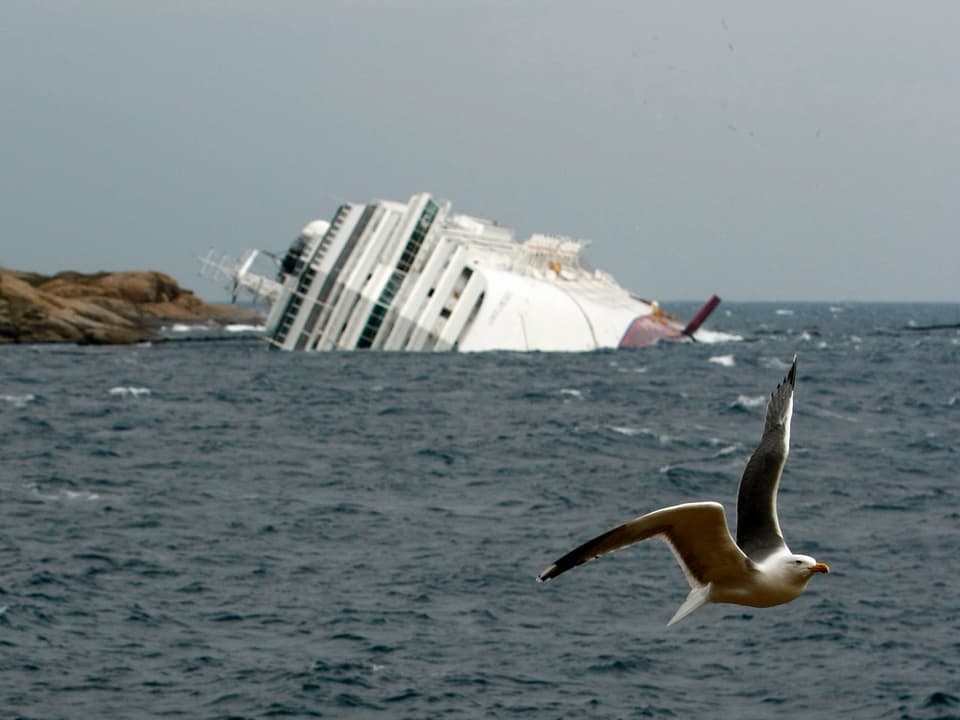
[0,267,263,344]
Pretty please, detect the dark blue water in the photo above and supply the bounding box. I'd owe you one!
[1,303,958,719]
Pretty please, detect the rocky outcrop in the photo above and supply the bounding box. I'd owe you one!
[0,268,262,344]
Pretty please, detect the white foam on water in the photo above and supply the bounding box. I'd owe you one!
[558,388,582,399]
[1,393,35,408]
[806,405,859,423]
[108,386,152,397]
[708,354,735,367]
[713,443,742,457]
[28,483,101,502]
[692,328,744,344]
[761,356,794,371]
[606,426,670,444]
[62,489,102,501]
[775,308,795,316]
[732,394,766,409]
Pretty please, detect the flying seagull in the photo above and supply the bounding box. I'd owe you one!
[537,355,829,625]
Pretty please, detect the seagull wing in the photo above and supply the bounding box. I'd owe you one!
[537,501,752,590]
[736,355,797,561]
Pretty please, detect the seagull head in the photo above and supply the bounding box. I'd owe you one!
[784,554,830,584]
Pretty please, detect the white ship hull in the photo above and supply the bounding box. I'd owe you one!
[217,192,719,352]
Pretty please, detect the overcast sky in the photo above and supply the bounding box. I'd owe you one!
[2,1,957,302]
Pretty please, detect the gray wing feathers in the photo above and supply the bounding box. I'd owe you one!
[735,356,797,560]
[538,502,750,587]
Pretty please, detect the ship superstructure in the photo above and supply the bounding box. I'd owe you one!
[210,192,719,352]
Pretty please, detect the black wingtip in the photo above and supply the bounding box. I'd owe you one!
[536,564,558,583]
[772,355,798,397]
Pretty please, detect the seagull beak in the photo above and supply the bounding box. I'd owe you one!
[811,562,830,574]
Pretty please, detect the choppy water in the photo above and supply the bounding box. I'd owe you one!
[1,302,958,719]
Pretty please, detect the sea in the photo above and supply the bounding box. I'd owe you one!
[1,302,957,720]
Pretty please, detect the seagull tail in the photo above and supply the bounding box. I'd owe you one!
[667,585,711,626]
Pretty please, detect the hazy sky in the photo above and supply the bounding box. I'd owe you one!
[2,1,958,302]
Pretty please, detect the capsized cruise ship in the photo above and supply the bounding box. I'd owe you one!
[204,192,721,352]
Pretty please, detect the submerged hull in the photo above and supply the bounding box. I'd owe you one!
[216,192,719,352]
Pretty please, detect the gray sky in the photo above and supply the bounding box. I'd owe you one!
[2,1,957,302]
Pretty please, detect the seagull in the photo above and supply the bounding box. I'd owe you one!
[537,355,829,625]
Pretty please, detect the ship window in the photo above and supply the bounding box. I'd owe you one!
[304,203,377,340]
[354,199,438,349]
[357,304,388,349]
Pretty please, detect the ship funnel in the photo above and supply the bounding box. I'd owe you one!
[682,294,721,339]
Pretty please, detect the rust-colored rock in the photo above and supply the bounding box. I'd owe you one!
[0,267,262,344]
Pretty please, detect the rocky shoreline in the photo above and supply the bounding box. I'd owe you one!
[0,267,263,345]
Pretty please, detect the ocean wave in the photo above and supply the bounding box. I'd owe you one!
[107,386,151,397]
[712,443,742,457]
[709,354,735,367]
[28,483,101,502]
[606,425,668,443]
[731,394,766,410]
[1,302,955,720]
[1,393,35,408]
[694,328,744,344]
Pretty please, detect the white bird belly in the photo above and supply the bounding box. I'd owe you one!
[709,575,806,608]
